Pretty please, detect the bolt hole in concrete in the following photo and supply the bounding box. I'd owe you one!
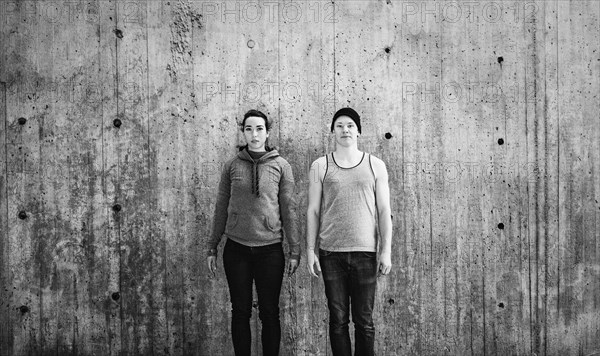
[497,223,504,230]
[112,204,122,212]
[114,29,123,39]
[18,117,27,125]
[384,132,393,139]
[19,305,29,314]
[247,39,255,48]
[498,138,504,145]
[112,292,120,301]
[498,302,505,308]
[113,118,122,128]
[18,211,27,220]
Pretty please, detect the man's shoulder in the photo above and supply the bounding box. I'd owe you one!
[367,153,385,166]
[366,153,388,178]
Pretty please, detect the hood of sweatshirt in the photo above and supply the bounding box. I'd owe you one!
[237,148,280,196]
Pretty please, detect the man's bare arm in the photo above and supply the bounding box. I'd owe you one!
[373,156,392,275]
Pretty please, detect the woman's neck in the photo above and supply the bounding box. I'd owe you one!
[247,147,266,152]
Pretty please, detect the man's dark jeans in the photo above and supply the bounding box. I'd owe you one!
[319,249,377,356]
[223,239,285,356]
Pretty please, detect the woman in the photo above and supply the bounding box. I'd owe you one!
[207,109,300,356]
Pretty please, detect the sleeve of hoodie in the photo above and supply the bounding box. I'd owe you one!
[278,158,300,260]
[206,159,232,256]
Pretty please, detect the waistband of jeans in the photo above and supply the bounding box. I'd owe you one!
[226,238,282,250]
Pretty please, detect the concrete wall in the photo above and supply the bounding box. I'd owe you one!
[1,0,599,355]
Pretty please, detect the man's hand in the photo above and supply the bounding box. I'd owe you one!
[306,250,321,278]
[207,256,217,279]
[287,258,299,276]
[378,251,392,277]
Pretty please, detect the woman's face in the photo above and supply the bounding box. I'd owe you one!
[243,116,269,152]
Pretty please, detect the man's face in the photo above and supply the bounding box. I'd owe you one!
[333,116,359,146]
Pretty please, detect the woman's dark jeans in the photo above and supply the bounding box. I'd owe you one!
[319,249,377,356]
[223,239,285,356]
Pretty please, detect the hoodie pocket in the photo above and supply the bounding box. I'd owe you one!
[226,213,274,238]
[265,216,277,232]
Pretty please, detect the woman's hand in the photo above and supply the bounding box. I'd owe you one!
[207,256,217,278]
[287,258,299,276]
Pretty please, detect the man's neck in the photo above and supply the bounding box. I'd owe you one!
[333,145,363,166]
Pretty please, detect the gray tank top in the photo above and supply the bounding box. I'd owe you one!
[318,152,377,252]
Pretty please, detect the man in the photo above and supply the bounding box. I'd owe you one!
[306,107,393,356]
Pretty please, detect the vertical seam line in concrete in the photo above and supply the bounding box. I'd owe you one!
[439,16,451,347]
[332,0,336,111]
[1,81,7,226]
[145,3,152,192]
[554,0,561,323]
[533,17,540,356]
[114,2,124,348]
[180,267,185,356]
[96,1,110,351]
[470,308,474,356]
[1,81,10,356]
[524,28,535,354]
[160,3,170,352]
[277,7,281,146]
[144,3,157,354]
[429,189,433,286]
[542,4,549,355]
[482,224,486,356]
[597,0,600,316]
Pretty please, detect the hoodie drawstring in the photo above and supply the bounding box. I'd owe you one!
[243,148,276,197]
[252,161,260,196]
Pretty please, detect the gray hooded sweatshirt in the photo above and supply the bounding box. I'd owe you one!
[207,148,300,260]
